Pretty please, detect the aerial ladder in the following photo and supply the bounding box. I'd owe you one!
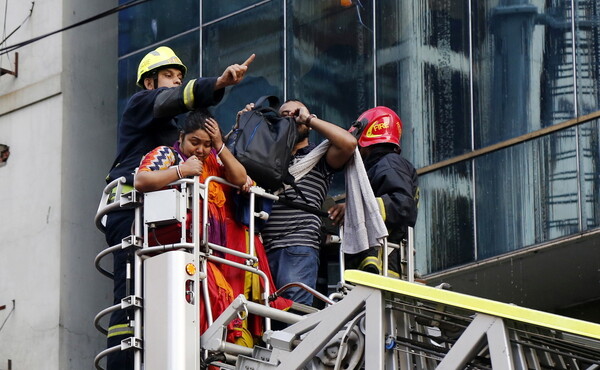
[94,175,600,369]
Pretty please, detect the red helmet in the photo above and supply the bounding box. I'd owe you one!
[349,106,402,148]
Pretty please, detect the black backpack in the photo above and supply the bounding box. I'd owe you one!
[226,96,297,192]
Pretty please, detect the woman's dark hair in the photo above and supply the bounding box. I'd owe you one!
[181,109,212,135]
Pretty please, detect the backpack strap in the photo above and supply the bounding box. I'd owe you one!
[276,196,329,218]
[282,173,310,204]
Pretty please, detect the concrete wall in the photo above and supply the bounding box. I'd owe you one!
[0,0,117,368]
[0,98,62,369]
[60,0,118,367]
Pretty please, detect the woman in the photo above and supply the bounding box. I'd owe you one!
[135,109,246,248]
[135,110,247,191]
[135,110,247,341]
[134,110,291,346]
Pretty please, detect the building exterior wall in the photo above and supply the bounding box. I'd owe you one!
[0,98,63,369]
[0,0,116,369]
[59,0,118,368]
[117,0,600,292]
[1,0,599,368]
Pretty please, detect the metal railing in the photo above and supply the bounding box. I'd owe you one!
[93,175,290,370]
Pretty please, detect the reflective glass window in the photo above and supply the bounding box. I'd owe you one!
[376,1,471,169]
[202,0,283,133]
[118,0,199,56]
[475,131,579,259]
[287,1,374,128]
[574,2,600,115]
[472,1,575,148]
[416,162,475,275]
[579,119,600,230]
[202,0,265,23]
[287,1,374,196]
[118,33,200,118]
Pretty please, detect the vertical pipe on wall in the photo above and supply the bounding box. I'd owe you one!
[283,0,288,101]
[571,0,579,117]
[372,1,377,106]
[571,0,583,230]
[468,0,478,259]
[199,1,203,77]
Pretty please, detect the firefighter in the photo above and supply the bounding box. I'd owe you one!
[103,46,253,370]
[342,106,419,277]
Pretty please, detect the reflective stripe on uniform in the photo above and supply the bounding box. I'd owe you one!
[358,256,381,273]
[387,269,400,279]
[107,323,134,338]
[108,184,135,203]
[376,197,386,221]
[183,79,196,110]
[110,184,134,195]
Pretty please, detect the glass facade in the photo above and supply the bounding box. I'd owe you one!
[202,1,283,130]
[118,0,600,275]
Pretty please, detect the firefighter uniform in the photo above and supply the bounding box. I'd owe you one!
[359,147,419,276]
[104,46,224,370]
[346,106,419,277]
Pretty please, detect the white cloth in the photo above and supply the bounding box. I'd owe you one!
[342,148,388,254]
[280,141,387,254]
[288,140,330,182]
[274,140,330,195]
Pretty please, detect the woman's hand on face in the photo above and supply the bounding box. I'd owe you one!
[179,155,203,177]
[205,118,223,150]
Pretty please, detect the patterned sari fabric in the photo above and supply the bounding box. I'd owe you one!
[138,145,292,346]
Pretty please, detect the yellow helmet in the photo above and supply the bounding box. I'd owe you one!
[136,46,187,88]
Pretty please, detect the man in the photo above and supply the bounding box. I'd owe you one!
[260,100,357,306]
[103,46,253,369]
[345,106,419,277]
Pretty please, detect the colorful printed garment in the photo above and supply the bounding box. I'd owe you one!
[138,144,292,347]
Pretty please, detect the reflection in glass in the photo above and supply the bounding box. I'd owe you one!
[472,1,575,149]
[416,162,474,274]
[579,119,600,230]
[117,33,200,119]
[287,1,374,195]
[377,1,471,169]
[574,1,600,115]
[475,131,579,260]
[202,0,264,24]
[118,0,198,56]
[288,1,374,128]
[112,0,600,273]
[203,1,283,133]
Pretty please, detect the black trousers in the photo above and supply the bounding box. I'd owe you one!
[345,246,402,277]
[104,210,135,370]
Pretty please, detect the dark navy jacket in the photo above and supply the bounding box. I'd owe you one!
[363,148,419,243]
[107,77,223,185]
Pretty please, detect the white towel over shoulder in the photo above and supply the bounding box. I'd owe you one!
[279,141,387,254]
[343,149,388,254]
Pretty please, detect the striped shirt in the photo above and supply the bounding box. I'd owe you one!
[261,144,334,251]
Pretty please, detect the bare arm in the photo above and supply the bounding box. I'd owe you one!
[205,118,247,187]
[296,107,357,170]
